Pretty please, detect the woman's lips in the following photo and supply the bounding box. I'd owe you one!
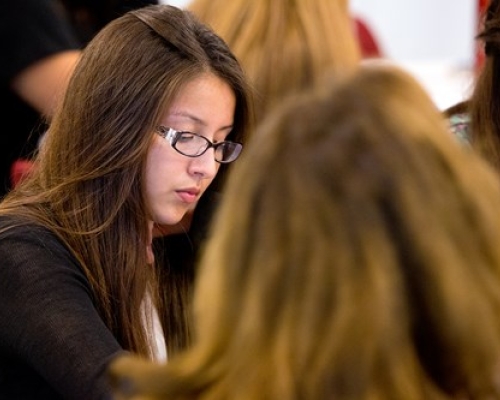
[176,190,199,204]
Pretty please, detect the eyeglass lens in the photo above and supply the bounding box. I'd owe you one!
[174,132,241,163]
[157,127,242,163]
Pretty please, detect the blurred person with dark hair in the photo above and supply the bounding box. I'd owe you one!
[0,0,157,197]
[446,0,500,173]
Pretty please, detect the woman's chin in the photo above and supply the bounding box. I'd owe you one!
[153,210,194,237]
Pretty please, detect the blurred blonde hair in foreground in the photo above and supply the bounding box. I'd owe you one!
[188,0,361,123]
[110,64,500,399]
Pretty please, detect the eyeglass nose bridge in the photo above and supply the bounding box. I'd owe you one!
[204,141,224,155]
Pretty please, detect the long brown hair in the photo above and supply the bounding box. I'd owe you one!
[0,4,252,358]
[110,65,500,399]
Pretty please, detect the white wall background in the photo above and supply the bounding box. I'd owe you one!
[163,0,189,7]
[351,0,476,65]
[161,0,479,109]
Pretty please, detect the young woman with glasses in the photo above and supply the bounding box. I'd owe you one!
[0,5,252,400]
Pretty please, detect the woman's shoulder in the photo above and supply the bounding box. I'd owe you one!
[448,112,471,145]
[0,214,75,266]
[0,214,53,239]
[0,214,89,293]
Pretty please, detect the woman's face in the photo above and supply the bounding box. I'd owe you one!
[145,72,236,225]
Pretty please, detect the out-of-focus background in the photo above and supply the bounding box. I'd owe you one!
[162,0,478,111]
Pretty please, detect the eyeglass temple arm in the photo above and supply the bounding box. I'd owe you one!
[158,127,176,142]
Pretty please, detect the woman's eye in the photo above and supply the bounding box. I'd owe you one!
[178,133,196,143]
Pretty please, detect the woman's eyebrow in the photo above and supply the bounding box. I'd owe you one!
[169,111,205,125]
[170,112,234,132]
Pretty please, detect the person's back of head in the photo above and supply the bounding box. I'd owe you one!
[188,0,361,123]
[109,65,500,399]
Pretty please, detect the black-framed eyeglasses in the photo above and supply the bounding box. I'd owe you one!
[156,126,242,164]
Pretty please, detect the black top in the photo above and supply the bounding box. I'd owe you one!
[0,216,124,399]
[0,188,221,399]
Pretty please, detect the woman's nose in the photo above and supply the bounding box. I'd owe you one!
[188,148,219,179]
